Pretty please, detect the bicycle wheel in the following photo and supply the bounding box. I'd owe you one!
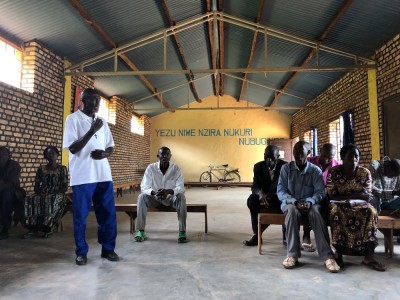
[199,171,212,182]
[224,171,241,182]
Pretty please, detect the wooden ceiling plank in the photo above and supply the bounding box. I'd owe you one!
[206,0,218,95]
[269,0,354,106]
[238,0,266,101]
[161,0,201,102]
[68,0,174,111]
[218,0,225,96]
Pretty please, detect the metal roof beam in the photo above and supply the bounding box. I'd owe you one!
[216,12,374,63]
[68,0,174,112]
[67,12,373,74]
[133,105,311,112]
[218,0,225,96]
[224,73,309,102]
[132,74,212,104]
[269,0,355,106]
[68,0,117,48]
[68,13,213,71]
[206,0,217,95]
[68,64,375,77]
[238,0,266,102]
[160,0,201,103]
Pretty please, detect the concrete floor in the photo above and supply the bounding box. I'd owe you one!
[0,187,399,300]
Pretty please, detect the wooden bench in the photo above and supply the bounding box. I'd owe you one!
[376,214,400,258]
[257,209,399,256]
[64,203,208,235]
[185,182,252,189]
[257,208,309,255]
[114,181,141,198]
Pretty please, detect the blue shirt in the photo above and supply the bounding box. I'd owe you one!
[277,161,325,211]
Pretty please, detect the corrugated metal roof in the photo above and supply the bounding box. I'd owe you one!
[224,0,264,23]
[324,0,400,57]
[0,0,399,116]
[79,0,167,45]
[0,0,107,62]
[164,0,206,23]
[261,0,346,40]
[174,24,211,70]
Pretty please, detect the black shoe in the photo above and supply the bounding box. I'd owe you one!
[101,250,119,262]
[334,251,344,268]
[243,235,260,246]
[75,254,87,266]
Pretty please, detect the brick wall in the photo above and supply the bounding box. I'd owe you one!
[292,69,370,165]
[376,34,400,158]
[0,41,150,192]
[292,34,400,166]
[0,41,64,192]
[108,95,150,184]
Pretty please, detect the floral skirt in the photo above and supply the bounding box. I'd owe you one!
[25,193,67,232]
[330,202,378,256]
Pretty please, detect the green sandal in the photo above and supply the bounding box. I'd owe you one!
[178,231,187,243]
[22,231,36,239]
[134,230,147,242]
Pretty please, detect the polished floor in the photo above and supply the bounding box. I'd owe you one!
[0,187,399,300]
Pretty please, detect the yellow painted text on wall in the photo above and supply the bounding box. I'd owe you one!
[150,95,292,182]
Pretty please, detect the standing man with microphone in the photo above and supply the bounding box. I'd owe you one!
[63,88,119,265]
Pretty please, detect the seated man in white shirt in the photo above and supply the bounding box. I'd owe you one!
[135,146,187,243]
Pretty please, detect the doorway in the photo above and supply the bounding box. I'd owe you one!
[383,95,400,158]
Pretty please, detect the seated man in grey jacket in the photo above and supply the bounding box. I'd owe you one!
[277,141,339,273]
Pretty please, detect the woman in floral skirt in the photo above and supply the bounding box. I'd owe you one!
[327,143,385,271]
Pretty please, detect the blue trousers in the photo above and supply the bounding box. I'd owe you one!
[381,196,400,211]
[72,181,117,255]
[371,195,400,214]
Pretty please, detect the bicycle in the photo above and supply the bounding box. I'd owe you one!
[199,164,241,183]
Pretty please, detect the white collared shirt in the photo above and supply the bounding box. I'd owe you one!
[62,110,114,186]
[141,162,185,199]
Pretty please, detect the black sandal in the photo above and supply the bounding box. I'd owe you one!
[361,260,386,272]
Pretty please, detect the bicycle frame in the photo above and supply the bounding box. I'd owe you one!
[208,165,229,182]
[199,164,240,183]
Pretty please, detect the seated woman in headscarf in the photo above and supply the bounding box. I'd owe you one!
[327,143,385,272]
[24,146,68,238]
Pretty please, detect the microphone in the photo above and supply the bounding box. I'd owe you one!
[92,116,98,139]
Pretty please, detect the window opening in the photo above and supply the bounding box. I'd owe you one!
[131,115,144,135]
[0,39,22,89]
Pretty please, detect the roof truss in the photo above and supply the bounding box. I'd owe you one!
[67,11,374,74]
[65,10,375,113]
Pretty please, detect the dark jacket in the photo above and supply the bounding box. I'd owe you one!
[0,159,21,190]
[251,159,287,196]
